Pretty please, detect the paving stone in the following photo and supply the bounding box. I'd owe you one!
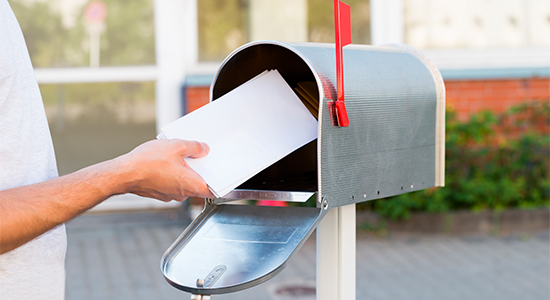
[65,212,550,300]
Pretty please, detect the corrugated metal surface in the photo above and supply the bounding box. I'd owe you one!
[210,41,444,208]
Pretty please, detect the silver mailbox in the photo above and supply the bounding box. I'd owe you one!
[161,41,445,297]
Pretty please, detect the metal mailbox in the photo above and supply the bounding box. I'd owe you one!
[161,41,445,298]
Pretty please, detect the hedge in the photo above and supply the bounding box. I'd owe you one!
[361,101,550,220]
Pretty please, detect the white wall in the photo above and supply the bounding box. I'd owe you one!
[404,0,550,49]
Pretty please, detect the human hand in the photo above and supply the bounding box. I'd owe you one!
[0,139,213,254]
[118,139,214,201]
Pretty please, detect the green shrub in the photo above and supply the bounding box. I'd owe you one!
[367,101,550,220]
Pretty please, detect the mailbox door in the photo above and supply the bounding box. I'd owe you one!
[161,203,326,295]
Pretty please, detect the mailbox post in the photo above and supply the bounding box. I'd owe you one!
[318,204,356,300]
[161,40,445,299]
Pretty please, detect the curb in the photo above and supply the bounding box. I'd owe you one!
[357,208,550,236]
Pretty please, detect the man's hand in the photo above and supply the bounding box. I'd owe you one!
[0,139,213,254]
[119,139,214,201]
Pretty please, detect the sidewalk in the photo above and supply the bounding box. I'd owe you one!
[65,208,550,300]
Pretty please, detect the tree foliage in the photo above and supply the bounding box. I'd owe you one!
[365,101,550,220]
[198,0,248,62]
[307,0,370,44]
[10,1,85,67]
[10,0,155,67]
[100,0,155,66]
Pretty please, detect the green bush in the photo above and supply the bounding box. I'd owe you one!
[365,101,550,220]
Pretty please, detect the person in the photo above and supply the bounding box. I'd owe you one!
[0,1,212,299]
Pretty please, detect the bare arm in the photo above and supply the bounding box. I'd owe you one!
[0,139,213,254]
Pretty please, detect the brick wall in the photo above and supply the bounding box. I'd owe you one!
[184,77,550,121]
[446,77,550,122]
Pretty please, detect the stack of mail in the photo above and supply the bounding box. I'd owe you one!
[158,70,318,197]
[293,81,319,119]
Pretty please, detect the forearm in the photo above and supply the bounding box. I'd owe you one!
[0,157,131,254]
[0,139,212,254]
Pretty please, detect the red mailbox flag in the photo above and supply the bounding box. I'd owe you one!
[333,0,351,127]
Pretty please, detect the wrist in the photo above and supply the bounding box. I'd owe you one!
[108,155,139,196]
[107,153,148,196]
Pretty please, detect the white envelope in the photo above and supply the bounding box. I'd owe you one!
[159,69,318,197]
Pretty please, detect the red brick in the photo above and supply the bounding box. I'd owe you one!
[528,78,550,89]
[444,77,549,119]
[184,78,549,121]
[528,87,550,99]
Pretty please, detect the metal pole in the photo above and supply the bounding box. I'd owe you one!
[89,28,100,68]
[317,203,356,300]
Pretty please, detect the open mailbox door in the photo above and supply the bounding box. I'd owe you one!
[161,41,445,297]
[161,198,326,295]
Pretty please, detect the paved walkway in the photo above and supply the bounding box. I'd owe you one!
[65,209,550,300]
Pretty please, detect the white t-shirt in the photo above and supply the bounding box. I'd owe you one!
[0,1,67,299]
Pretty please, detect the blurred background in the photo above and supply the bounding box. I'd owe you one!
[8,0,550,299]
[10,0,549,212]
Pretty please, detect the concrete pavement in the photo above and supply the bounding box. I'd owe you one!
[65,208,550,300]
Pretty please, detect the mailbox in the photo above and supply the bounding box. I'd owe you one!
[161,41,445,298]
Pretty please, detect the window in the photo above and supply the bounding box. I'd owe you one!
[198,0,371,62]
[11,0,155,68]
[41,82,156,175]
[11,0,157,175]
[404,0,550,49]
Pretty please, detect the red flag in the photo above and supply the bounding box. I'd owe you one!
[333,0,351,127]
[336,1,351,47]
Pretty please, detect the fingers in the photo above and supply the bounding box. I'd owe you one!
[124,139,214,201]
[179,140,210,159]
[171,139,214,198]
[192,185,215,199]
[180,166,215,198]
[197,183,215,198]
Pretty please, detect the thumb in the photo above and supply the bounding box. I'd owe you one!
[184,141,210,159]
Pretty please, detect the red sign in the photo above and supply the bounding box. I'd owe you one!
[84,1,107,24]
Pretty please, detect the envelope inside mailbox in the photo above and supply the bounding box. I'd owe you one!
[159,69,319,197]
